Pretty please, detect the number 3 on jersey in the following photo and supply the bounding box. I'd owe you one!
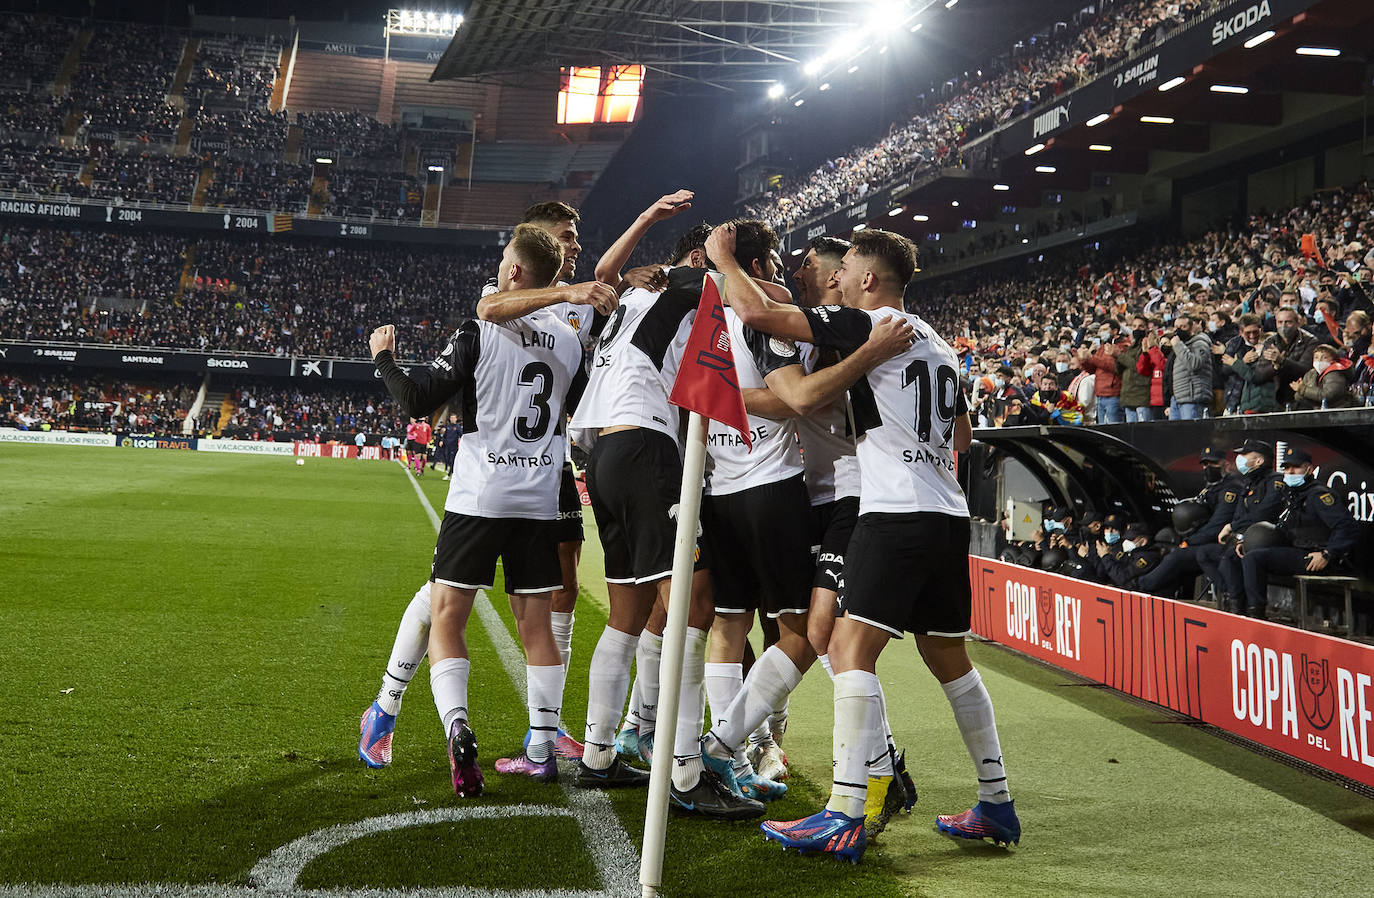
[901,359,958,446]
[515,361,554,442]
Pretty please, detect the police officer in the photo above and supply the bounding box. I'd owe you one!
[1037,506,1082,554]
[1196,439,1286,612]
[1237,447,1359,619]
[1138,447,1242,597]
[1079,512,1127,583]
[1097,523,1163,588]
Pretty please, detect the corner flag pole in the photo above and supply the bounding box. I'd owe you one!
[639,410,708,898]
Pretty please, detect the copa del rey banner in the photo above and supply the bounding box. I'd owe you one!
[970,558,1374,788]
[668,271,751,448]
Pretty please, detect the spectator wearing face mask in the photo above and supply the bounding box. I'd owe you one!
[1342,309,1370,360]
[1220,314,1265,412]
[1131,328,1168,421]
[1167,311,1213,420]
[1117,320,1153,422]
[1266,305,1320,406]
[1222,339,1280,415]
[1079,331,1127,424]
[1306,294,1344,345]
[1290,344,1356,409]
[1053,349,1076,390]
[1027,373,1085,425]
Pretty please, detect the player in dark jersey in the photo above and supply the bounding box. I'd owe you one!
[707,224,1019,862]
[369,224,599,793]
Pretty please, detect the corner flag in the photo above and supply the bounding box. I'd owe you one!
[668,271,751,448]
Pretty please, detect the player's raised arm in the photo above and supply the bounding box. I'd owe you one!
[706,223,813,344]
[476,280,618,324]
[594,188,694,285]
[763,316,914,416]
[370,322,473,419]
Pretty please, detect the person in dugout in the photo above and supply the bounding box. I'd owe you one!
[1196,439,1286,613]
[1096,522,1163,588]
[1232,447,1359,620]
[1075,512,1127,582]
[1138,446,1243,598]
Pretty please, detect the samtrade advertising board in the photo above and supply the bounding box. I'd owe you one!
[971,557,1374,788]
[970,0,1318,156]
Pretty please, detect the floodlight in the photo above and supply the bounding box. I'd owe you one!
[1158,75,1186,91]
[1295,47,1340,57]
[1243,30,1275,48]
[1085,113,1110,127]
[767,83,785,98]
[1210,84,1249,94]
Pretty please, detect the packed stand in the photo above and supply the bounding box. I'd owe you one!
[0,142,89,195]
[0,90,73,136]
[299,111,403,167]
[86,146,202,205]
[316,170,422,220]
[193,108,288,153]
[202,158,310,212]
[186,35,281,111]
[71,23,185,142]
[745,0,1203,232]
[0,14,75,89]
[0,367,196,433]
[921,183,1374,427]
[220,380,405,441]
[0,225,187,344]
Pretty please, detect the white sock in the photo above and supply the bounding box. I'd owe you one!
[376,583,432,716]
[827,669,881,819]
[703,661,743,733]
[634,630,663,735]
[526,664,565,763]
[941,668,1011,803]
[430,656,471,737]
[767,698,789,742]
[582,626,639,769]
[870,681,896,778]
[624,675,643,732]
[550,611,575,673]
[818,653,835,680]
[668,627,708,792]
[712,646,802,755]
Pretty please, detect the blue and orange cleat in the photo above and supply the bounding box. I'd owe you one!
[447,719,484,798]
[761,808,867,863]
[936,799,1020,847]
[358,702,396,769]
[738,770,788,802]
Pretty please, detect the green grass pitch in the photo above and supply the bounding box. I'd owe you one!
[0,443,1369,897]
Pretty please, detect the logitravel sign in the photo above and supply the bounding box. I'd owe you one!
[970,558,1374,788]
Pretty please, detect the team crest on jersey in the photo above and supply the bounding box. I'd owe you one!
[565,309,582,332]
[769,336,797,358]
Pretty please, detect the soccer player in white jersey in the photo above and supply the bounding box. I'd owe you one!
[568,224,767,820]
[358,202,617,769]
[368,224,610,794]
[706,224,1018,862]
[696,227,913,818]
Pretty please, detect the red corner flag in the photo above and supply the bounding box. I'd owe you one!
[669,272,752,449]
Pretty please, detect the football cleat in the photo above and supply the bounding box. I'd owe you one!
[893,749,917,811]
[447,719,484,798]
[701,739,747,798]
[637,730,655,764]
[737,770,788,802]
[554,729,585,761]
[863,775,904,839]
[670,767,765,821]
[572,757,650,789]
[494,750,558,783]
[762,808,867,863]
[615,724,640,760]
[358,702,396,769]
[751,736,789,782]
[936,799,1020,847]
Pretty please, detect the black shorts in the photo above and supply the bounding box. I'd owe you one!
[702,474,812,618]
[430,512,562,594]
[839,512,972,638]
[586,428,685,585]
[554,462,585,544]
[810,496,858,595]
[407,439,427,454]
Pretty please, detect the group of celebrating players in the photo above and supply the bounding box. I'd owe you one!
[354,190,1019,863]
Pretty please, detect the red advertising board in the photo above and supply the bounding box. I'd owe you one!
[293,442,385,460]
[969,558,1374,788]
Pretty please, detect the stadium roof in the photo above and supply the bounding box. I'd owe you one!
[429,0,1036,94]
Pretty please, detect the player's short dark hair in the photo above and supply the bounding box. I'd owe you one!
[809,235,851,266]
[521,202,580,227]
[509,223,564,288]
[720,218,779,274]
[668,223,713,265]
[850,229,918,288]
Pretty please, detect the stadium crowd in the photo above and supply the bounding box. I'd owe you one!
[186,35,281,110]
[745,0,1203,232]
[220,380,408,440]
[915,183,1374,425]
[71,23,185,142]
[0,368,196,433]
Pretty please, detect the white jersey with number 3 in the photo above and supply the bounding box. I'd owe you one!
[800,304,968,517]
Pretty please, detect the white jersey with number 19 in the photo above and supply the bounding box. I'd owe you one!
[800,304,969,518]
